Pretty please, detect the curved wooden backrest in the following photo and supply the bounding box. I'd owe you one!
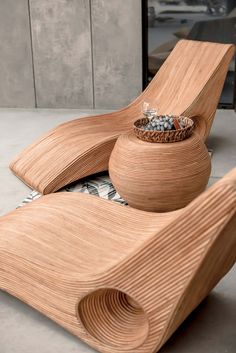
[161,168,236,345]
[133,39,235,139]
[77,169,236,352]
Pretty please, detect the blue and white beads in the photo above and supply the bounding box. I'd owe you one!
[143,115,186,131]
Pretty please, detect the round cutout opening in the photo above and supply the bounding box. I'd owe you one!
[77,288,149,350]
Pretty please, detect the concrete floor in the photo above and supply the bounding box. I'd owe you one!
[0,108,235,353]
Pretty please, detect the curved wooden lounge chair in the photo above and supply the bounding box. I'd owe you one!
[10,40,235,194]
[0,168,236,353]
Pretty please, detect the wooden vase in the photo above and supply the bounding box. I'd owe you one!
[109,132,211,212]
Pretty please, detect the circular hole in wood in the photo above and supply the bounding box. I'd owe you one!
[77,288,149,349]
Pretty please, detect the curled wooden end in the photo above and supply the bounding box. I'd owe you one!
[78,288,149,350]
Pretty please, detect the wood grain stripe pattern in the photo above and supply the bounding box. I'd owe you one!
[109,132,211,212]
[9,40,235,194]
[0,168,236,352]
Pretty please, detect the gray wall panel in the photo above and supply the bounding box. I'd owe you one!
[0,0,35,107]
[30,0,93,108]
[0,0,143,108]
[91,0,142,109]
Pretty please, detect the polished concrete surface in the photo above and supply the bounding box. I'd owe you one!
[0,108,235,352]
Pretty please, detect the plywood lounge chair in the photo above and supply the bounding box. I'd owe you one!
[10,40,235,194]
[0,168,236,353]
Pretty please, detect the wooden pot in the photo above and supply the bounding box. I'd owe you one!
[109,132,211,212]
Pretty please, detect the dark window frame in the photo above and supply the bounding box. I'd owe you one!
[142,1,236,109]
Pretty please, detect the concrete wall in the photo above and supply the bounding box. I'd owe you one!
[91,0,142,109]
[0,0,142,109]
[0,0,35,107]
[30,0,93,108]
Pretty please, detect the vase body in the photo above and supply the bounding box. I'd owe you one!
[109,133,211,212]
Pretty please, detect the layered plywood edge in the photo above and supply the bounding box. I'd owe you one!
[10,40,235,194]
[0,169,236,353]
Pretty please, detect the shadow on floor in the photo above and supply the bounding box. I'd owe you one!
[207,135,229,152]
[160,292,236,353]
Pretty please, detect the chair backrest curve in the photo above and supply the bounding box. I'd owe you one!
[105,168,236,276]
[162,210,236,348]
[141,39,234,110]
[129,40,235,139]
[97,169,236,352]
[160,169,236,346]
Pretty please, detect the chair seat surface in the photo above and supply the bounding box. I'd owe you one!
[0,193,180,277]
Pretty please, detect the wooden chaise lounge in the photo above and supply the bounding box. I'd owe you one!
[0,168,236,353]
[10,40,235,194]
